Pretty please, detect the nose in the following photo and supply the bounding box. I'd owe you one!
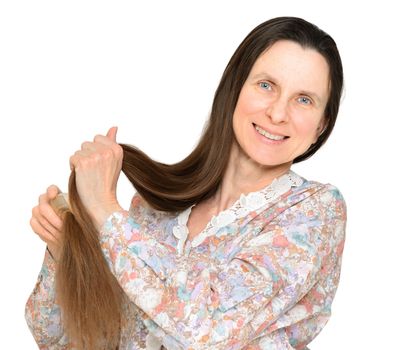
[265,97,289,124]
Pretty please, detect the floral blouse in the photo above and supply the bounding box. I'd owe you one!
[25,170,347,350]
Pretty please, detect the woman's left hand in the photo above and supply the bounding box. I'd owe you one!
[69,126,124,229]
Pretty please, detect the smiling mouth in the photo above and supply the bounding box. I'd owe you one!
[253,123,289,141]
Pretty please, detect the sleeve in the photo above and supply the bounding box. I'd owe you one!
[231,184,346,349]
[24,193,148,350]
[25,249,72,349]
[98,186,346,350]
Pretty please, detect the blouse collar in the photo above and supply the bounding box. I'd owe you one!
[172,169,304,255]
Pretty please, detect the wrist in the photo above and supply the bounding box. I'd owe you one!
[90,202,124,231]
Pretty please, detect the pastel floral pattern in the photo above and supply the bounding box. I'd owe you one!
[25,170,346,350]
[174,171,304,253]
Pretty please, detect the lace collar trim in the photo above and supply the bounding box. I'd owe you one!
[172,170,304,255]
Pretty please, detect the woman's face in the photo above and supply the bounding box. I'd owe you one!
[232,40,330,167]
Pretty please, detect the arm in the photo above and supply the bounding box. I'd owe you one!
[25,249,72,350]
[230,184,346,350]
[98,185,346,350]
[242,248,344,350]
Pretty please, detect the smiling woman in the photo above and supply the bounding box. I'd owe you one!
[26,17,346,350]
[233,40,331,167]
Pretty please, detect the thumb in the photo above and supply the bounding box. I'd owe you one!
[106,126,118,142]
[47,185,61,199]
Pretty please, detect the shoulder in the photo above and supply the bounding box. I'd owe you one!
[297,178,347,258]
[296,175,347,221]
[310,179,346,206]
[286,170,346,218]
[270,175,347,253]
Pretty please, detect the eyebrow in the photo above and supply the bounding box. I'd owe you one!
[250,72,323,104]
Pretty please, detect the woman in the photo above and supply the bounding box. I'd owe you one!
[26,17,346,350]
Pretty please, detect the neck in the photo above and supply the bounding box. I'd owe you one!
[209,142,292,213]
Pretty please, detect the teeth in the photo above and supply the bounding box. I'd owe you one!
[254,125,286,141]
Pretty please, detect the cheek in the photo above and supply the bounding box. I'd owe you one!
[292,113,322,141]
[235,88,269,117]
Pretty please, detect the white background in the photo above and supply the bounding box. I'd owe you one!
[1,0,393,348]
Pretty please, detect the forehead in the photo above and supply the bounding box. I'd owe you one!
[249,40,330,100]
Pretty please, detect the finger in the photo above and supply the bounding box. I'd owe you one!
[93,134,123,159]
[80,141,97,151]
[69,150,92,170]
[69,153,79,171]
[106,126,118,142]
[46,185,61,200]
[37,196,64,230]
[30,212,62,240]
[80,141,107,151]
[30,216,60,245]
[93,134,116,146]
[33,204,62,235]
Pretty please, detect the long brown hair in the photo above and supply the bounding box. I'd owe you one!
[56,17,344,348]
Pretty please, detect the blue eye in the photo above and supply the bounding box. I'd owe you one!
[298,96,312,105]
[259,82,272,90]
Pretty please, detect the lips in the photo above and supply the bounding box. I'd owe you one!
[252,123,289,141]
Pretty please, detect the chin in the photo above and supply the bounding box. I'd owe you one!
[251,155,292,168]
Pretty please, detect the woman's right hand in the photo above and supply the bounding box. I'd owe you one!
[30,185,64,261]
